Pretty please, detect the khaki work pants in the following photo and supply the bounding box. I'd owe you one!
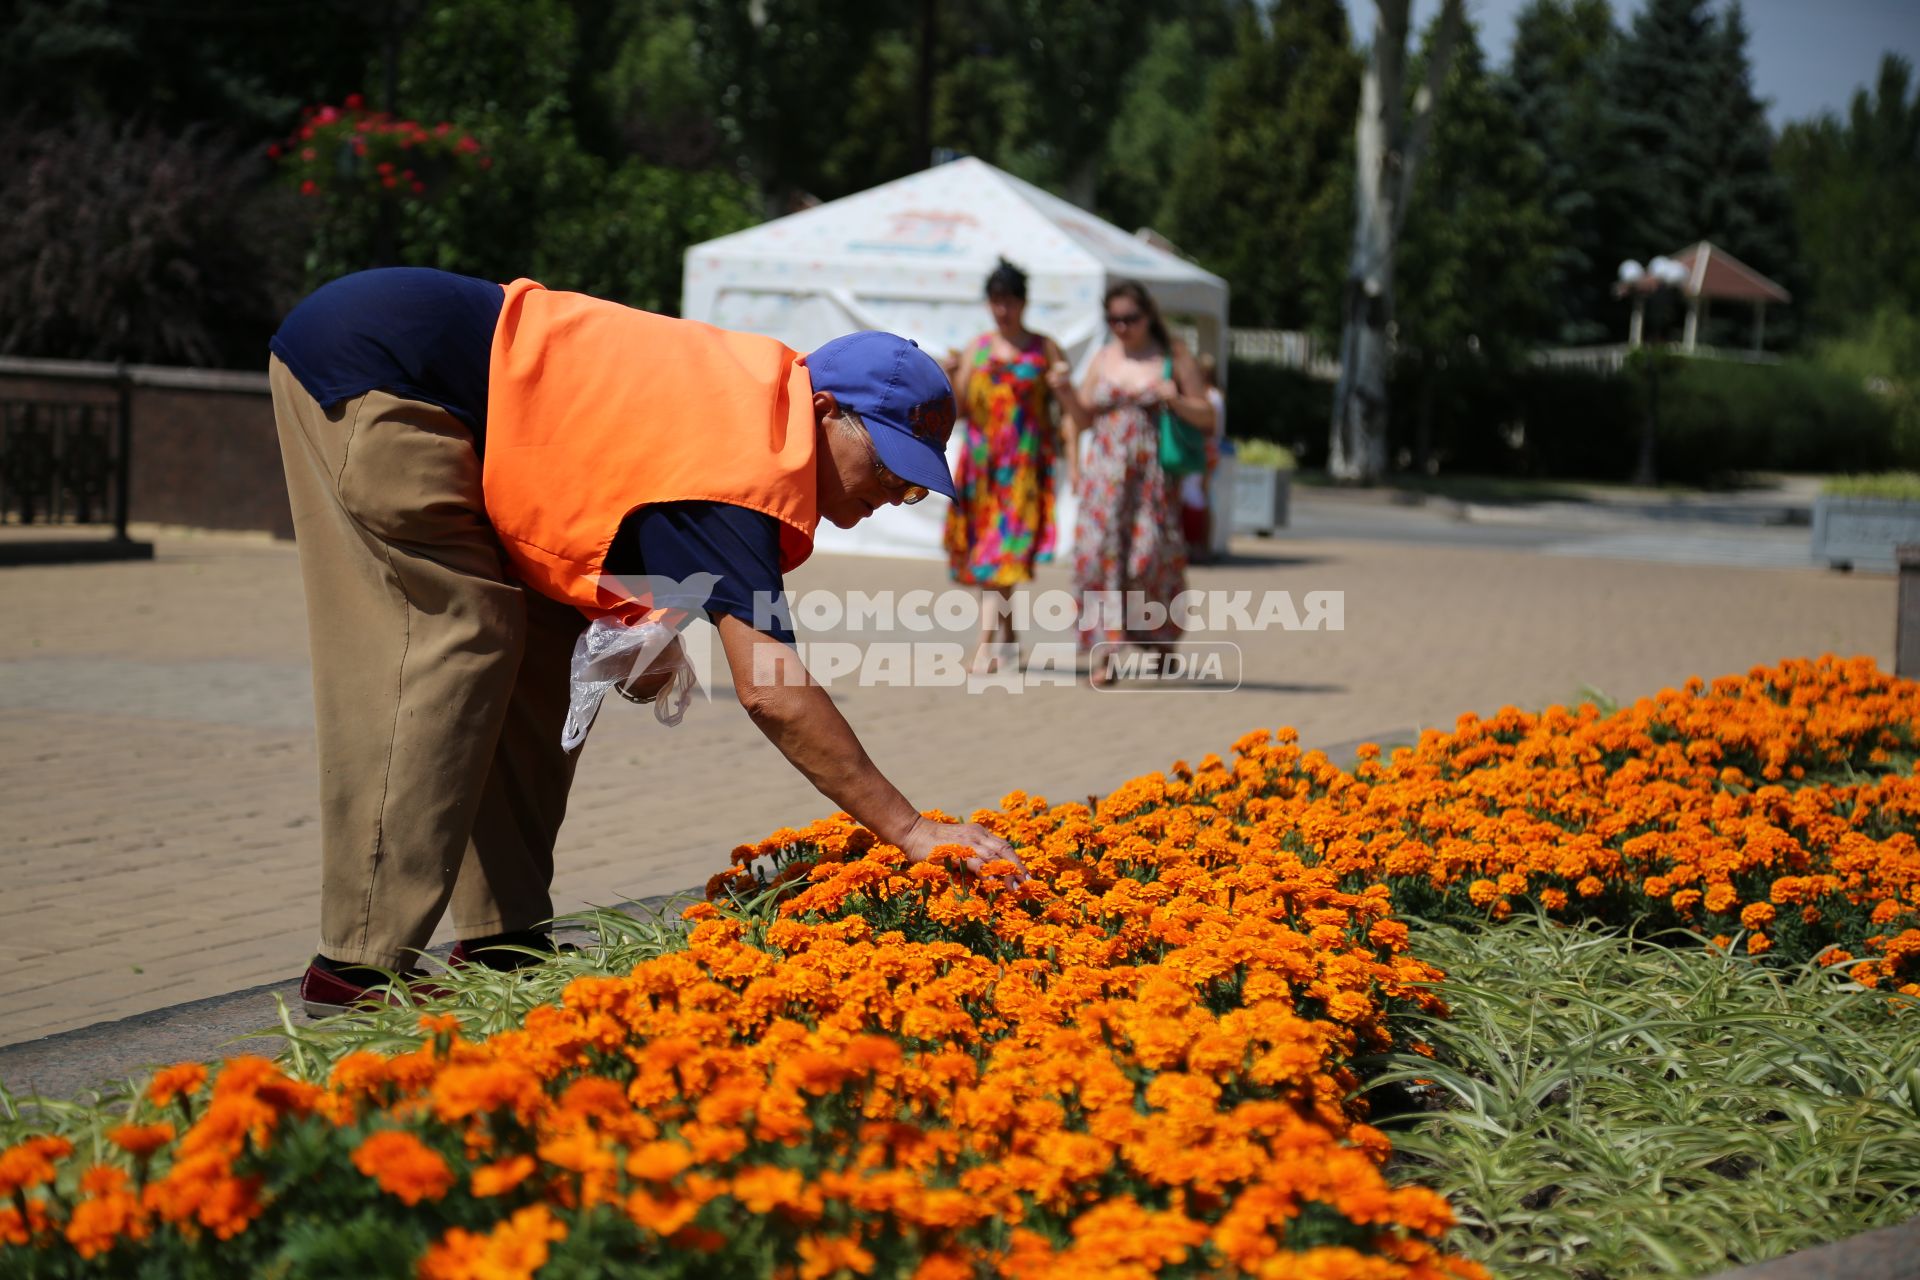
[269,356,586,969]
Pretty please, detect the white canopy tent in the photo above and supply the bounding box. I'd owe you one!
[681,158,1229,560]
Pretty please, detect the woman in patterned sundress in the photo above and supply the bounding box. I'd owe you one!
[1060,279,1215,687]
[941,260,1081,674]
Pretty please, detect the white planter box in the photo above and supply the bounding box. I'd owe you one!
[1811,495,1920,572]
[1232,466,1292,536]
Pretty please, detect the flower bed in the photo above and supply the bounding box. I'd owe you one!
[4,655,1918,1277]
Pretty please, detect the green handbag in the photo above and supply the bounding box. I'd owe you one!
[1157,355,1207,477]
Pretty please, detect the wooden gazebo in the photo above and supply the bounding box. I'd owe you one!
[1617,241,1790,353]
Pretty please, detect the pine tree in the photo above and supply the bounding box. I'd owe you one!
[1692,2,1797,330]
[1505,0,1623,343]
[1165,0,1360,329]
[1605,0,1717,260]
[1601,0,1797,345]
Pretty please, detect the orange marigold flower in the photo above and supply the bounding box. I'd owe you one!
[0,1135,72,1196]
[418,1013,462,1038]
[1467,879,1498,907]
[1740,903,1776,931]
[1704,884,1739,915]
[627,1187,701,1236]
[108,1123,175,1159]
[64,1167,148,1259]
[1747,932,1772,955]
[731,1164,808,1214]
[1539,888,1568,911]
[472,1154,538,1197]
[147,1063,208,1108]
[351,1129,454,1205]
[627,1140,694,1183]
[799,1233,877,1279]
[329,1051,392,1098]
[1576,876,1605,898]
[420,1204,567,1280]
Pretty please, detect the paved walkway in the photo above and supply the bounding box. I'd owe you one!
[0,498,1895,1046]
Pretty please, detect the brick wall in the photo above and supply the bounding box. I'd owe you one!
[0,358,291,538]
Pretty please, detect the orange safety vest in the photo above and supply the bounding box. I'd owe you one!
[483,279,819,619]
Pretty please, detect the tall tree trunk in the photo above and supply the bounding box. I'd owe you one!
[1328,0,1466,483]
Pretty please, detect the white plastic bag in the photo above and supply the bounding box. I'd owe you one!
[562,614,699,751]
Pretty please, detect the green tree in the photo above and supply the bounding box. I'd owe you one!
[1605,0,1716,258]
[1505,0,1623,342]
[1692,1,1798,337]
[300,0,758,311]
[1,0,368,137]
[1165,0,1360,329]
[1396,22,1559,468]
[1096,21,1219,235]
[1777,55,1920,336]
[1604,0,1794,309]
[681,0,909,208]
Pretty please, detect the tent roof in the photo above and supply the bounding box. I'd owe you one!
[689,157,1225,294]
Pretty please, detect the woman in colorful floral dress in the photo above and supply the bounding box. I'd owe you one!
[1061,280,1215,687]
[942,260,1079,674]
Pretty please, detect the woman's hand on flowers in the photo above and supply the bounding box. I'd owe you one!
[1151,377,1180,405]
[897,816,1029,884]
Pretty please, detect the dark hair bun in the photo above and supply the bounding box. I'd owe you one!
[985,258,1028,301]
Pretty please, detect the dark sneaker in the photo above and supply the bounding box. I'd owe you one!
[299,958,448,1018]
[448,929,576,973]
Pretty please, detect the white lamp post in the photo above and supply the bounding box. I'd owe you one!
[1617,257,1689,349]
[1615,256,1688,486]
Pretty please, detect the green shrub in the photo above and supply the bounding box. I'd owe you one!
[1382,355,1899,485]
[1516,364,1641,479]
[1224,357,1331,467]
[1652,355,1896,483]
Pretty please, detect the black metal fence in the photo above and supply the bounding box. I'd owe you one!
[0,377,132,538]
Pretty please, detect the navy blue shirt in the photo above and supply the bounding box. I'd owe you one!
[271,268,794,644]
[270,268,502,436]
[604,503,794,646]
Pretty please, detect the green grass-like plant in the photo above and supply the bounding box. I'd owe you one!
[0,904,692,1149]
[1820,471,1920,500]
[1371,915,1920,1279]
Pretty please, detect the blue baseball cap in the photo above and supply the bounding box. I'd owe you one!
[802,332,957,500]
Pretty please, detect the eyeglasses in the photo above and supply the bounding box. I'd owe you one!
[853,426,930,505]
[1106,309,1145,329]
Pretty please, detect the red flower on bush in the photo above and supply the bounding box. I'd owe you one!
[271,99,487,202]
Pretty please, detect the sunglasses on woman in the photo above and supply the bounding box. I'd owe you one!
[1106,309,1145,329]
